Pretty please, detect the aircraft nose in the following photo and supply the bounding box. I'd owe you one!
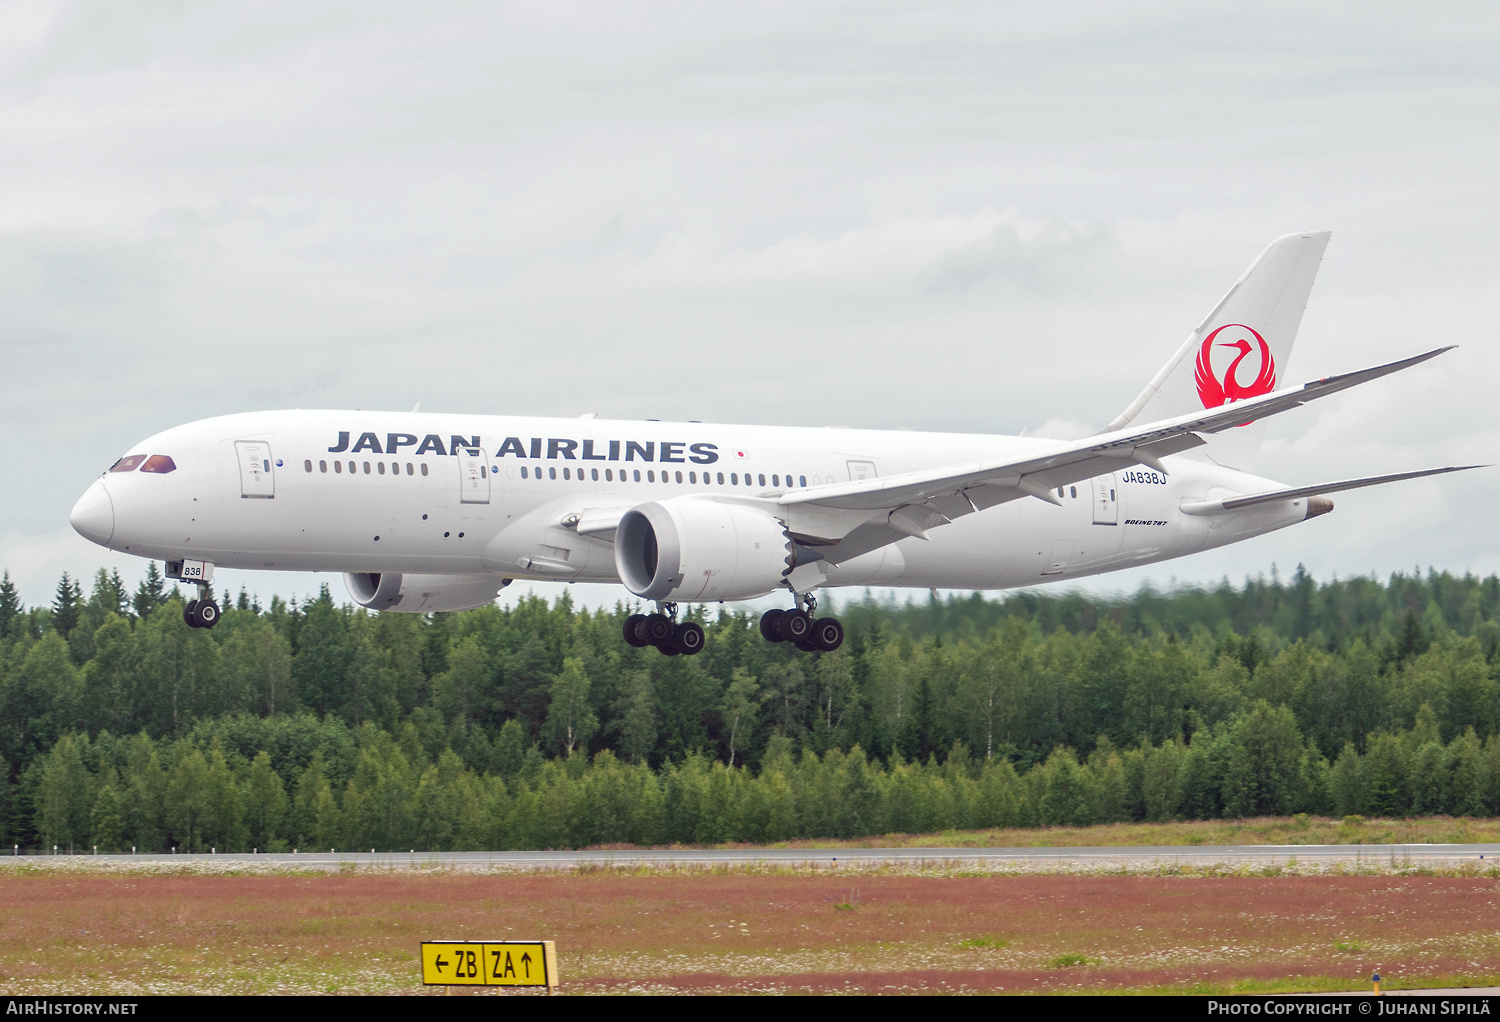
[70,480,115,545]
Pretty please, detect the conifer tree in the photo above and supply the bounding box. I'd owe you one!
[133,562,167,619]
[491,719,528,779]
[90,784,125,852]
[52,573,81,638]
[243,750,287,851]
[0,570,23,637]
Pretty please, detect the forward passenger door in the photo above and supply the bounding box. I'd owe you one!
[234,440,275,499]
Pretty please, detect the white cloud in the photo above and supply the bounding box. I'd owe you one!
[1,1,1497,606]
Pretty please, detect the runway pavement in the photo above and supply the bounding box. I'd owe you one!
[16,843,1500,870]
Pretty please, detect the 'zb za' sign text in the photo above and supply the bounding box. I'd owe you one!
[421,941,557,991]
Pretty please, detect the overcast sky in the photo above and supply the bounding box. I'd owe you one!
[2,1,1496,611]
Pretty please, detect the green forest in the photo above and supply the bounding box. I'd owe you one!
[2,562,1499,853]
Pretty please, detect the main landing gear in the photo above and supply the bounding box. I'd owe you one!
[623,603,705,657]
[760,593,843,652]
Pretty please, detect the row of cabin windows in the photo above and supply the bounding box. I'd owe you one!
[520,466,806,488]
[300,463,1110,501]
[303,458,813,490]
[305,459,430,476]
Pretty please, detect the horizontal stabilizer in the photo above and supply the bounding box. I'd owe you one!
[1179,465,1485,516]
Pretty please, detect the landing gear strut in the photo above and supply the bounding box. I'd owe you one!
[760,592,843,652]
[170,559,221,630]
[623,603,705,656]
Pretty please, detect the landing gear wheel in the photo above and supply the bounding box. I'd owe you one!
[644,613,675,648]
[672,621,705,656]
[779,609,812,644]
[184,599,201,629]
[623,613,649,648]
[759,609,785,642]
[196,600,221,629]
[812,617,843,652]
[659,644,680,656]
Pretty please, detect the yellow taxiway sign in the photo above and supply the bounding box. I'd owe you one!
[421,940,557,990]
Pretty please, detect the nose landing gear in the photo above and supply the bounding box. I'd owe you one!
[183,591,221,629]
[760,592,843,652]
[170,559,222,629]
[623,603,705,656]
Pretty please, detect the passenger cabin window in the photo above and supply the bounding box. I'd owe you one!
[421,463,428,476]
[799,475,807,487]
[718,472,725,485]
[319,460,328,473]
[109,455,147,473]
[521,466,529,479]
[334,461,343,473]
[378,462,386,475]
[140,455,177,474]
[633,470,641,482]
[304,460,312,472]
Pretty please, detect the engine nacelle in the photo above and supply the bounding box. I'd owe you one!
[615,498,791,602]
[344,572,510,613]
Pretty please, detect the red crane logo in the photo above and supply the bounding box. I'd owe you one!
[1194,323,1277,410]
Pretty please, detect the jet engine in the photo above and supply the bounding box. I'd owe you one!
[615,498,796,602]
[343,572,511,613]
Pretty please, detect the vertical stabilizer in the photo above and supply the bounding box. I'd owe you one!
[1107,231,1331,471]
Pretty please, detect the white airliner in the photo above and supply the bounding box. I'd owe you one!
[71,232,1476,655]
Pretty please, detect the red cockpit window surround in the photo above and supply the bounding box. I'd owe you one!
[109,455,147,473]
[139,455,177,474]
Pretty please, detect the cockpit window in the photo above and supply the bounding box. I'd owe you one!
[139,455,177,474]
[109,455,147,473]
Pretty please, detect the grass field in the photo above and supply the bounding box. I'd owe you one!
[3,861,1500,994]
[755,814,1500,850]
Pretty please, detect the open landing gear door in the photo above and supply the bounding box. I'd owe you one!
[235,440,275,498]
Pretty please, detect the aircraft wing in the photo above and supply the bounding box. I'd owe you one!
[1179,465,1483,515]
[776,346,1454,562]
